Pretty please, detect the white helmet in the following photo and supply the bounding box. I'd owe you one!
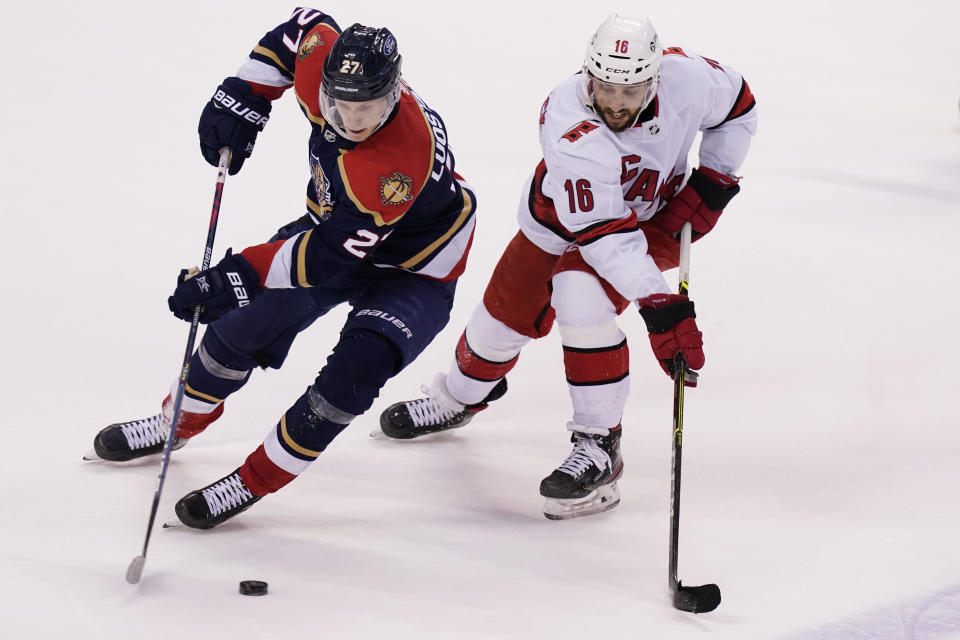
[582,14,662,110]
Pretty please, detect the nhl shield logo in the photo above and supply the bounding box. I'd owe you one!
[298,32,324,61]
[379,172,414,206]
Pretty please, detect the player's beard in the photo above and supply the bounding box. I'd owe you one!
[596,102,642,132]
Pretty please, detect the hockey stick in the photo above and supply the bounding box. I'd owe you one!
[126,148,232,584]
[668,221,721,613]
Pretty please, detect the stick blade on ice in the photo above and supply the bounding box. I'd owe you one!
[126,555,145,584]
[673,581,721,613]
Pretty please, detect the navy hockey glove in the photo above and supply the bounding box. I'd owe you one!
[198,77,271,175]
[168,249,261,323]
[637,293,704,386]
[654,167,740,240]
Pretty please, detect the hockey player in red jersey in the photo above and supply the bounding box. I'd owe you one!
[380,14,756,520]
[88,11,477,529]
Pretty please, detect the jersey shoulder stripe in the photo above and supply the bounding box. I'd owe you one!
[399,187,474,270]
[292,22,340,121]
[707,78,756,129]
[249,9,339,82]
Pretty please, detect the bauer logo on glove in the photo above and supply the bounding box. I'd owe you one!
[227,272,251,308]
[212,89,270,128]
[168,249,260,323]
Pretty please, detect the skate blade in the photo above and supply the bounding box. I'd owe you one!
[368,427,461,442]
[543,482,621,520]
[82,449,102,461]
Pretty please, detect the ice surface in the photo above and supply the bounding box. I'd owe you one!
[2,1,959,638]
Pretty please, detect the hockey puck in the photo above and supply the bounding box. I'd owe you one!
[239,580,268,596]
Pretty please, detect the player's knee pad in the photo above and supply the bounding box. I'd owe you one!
[200,329,259,372]
[552,271,622,344]
[178,340,252,415]
[313,328,399,416]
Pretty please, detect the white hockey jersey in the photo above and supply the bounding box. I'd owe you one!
[517,47,757,302]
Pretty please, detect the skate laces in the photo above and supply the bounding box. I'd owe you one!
[201,474,255,516]
[119,414,168,450]
[558,435,611,479]
[408,374,464,427]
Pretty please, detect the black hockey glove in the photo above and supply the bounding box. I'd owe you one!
[198,77,272,175]
[168,249,261,323]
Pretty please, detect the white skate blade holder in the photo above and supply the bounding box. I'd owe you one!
[543,482,621,520]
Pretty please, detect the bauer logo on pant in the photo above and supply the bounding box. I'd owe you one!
[355,308,413,339]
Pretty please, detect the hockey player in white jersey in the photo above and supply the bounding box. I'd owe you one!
[380,14,757,519]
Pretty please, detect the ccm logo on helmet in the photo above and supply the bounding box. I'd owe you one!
[227,272,250,308]
[213,90,270,127]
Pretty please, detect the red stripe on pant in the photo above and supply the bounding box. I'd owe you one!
[563,339,629,386]
[455,332,519,382]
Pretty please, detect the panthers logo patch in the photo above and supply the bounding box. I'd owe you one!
[311,156,335,221]
[379,172,414,206]
[298,32,324,61]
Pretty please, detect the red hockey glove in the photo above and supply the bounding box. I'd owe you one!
[637,293,704,384]
[654,167,740,240]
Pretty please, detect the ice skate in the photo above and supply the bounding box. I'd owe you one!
[86,397,223,462]
[379,375,507,439]
[540,426,623,520]
[175,469,262,529]
[88,413,187,462]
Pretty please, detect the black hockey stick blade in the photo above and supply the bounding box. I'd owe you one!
[673,580,721,613]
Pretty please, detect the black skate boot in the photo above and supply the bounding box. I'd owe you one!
[379,376,508,439]
[175,469,262,529]
[540,426,623,520]
[91,414,186,462]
